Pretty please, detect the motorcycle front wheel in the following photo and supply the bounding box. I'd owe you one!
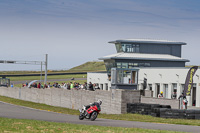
[90,112,98,121]
[79,113,84,120]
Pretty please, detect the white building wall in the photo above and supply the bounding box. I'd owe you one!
[87,72,111,91]
[87,67,200,108]
[138,67,200,107]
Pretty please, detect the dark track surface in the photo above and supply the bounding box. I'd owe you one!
[0,102,199,132]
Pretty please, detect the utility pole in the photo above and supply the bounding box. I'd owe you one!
[40,62,42,83]
[44,54,48,85]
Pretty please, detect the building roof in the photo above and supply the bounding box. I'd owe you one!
[99,53,189,62]
[109,39,186,45]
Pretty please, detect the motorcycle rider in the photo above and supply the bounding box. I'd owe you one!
[83,99,102,117]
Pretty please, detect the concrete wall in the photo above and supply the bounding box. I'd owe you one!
[0,87,181,113]
[121,90,141,113]
[0,87,124,114]
[141,96,179,109]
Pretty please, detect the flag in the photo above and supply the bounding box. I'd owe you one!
[183,66,198,96]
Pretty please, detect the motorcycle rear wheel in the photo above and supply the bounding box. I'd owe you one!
[79,113,84,120]
[90,112,98,121]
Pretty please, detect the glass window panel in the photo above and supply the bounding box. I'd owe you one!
[123,70,131,84]
[136,45,140,53]
[116,70,123,84]
[128,63,134,68]
[122,63,128,68]
[145,63,150,67]
[115,43,123,53]
[139,63,145,67]
[121,44,126,52]
[116,62,121,68]
[134,63,138,67]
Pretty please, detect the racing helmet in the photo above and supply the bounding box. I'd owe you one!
[97,99,102,105]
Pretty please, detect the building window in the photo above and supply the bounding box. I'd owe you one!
[116,62,150,69]
[114,69,137,84]
[172,83,177,99]
[104,60,115,73]
[163,84,168,98]
[115,43,123,53]
[139,63,145,67]
[145,63,150,67]
[121,44,140,53]
[122,63,128,68]
[148,84,152,91]
[128,63,134,68]
[117,62,121,68]
[134,63,138,67]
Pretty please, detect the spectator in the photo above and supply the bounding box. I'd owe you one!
[171,91,177,99]
[43,84,48,89]
[88,82,94,91]
[158,91,163,98]
[94,83,100,90]
[53,82,56,87]
[67,83,70,90]
[80,84,84,89]
[183,96,188,109]
[178,92,184,99]
[34,83,37,88]
[83,82,87,90]
[11,83,14,88]
[37,82,41,89]
[48,83,51,88]
[70,82,74,89]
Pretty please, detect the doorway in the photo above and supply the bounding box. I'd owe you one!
[192,86,196,106]
[156,84,160,98]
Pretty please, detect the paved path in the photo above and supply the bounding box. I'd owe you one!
[0,102,199,132]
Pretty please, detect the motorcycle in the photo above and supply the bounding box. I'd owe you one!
[79,103,101,121]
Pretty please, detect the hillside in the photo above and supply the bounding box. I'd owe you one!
[68,61,106,72]
[0,61,106,75]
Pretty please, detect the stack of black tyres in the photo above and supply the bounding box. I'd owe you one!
[160,109,185,119]
[127,103,200,119]
[194,110,200,119]
[127,103,170,117]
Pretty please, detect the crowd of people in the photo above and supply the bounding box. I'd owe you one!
[22,81,100,91]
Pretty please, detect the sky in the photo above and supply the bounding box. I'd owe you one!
[0,0,200,71]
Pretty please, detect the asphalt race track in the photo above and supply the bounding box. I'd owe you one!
[0,101,199,132]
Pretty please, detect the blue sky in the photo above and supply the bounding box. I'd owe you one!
[0,0,200,71]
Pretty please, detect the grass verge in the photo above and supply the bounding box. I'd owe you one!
[0,117,182,133]
[0,95,200,126]
[9,74,87,81]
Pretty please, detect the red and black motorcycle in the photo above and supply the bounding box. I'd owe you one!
[79,102,101,121]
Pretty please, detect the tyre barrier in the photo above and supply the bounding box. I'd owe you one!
[127,103,200,119]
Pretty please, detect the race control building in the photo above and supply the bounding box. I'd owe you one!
[87,39,200,108]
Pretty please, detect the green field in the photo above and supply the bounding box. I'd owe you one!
[0,96,200,127]
[0,61,106,75]
[0,117,183,133]
[10,74,87,81]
